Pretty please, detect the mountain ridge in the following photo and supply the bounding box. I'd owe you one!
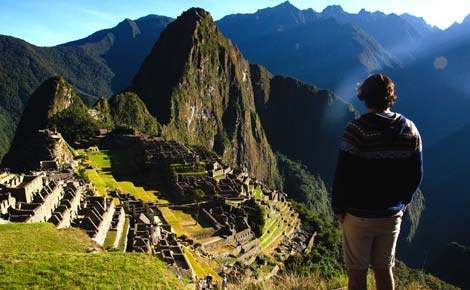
[130,8,281,186]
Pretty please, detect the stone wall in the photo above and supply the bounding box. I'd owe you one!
[52,183,83,229]
[11,175,43,203]
[25,181,63,223]
[0,193,15,215]
[92,201,115,246]
[112,207,126,249]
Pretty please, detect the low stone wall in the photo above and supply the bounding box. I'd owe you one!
[112,207,126,249]
[56,187,83,229]
[92,202,116,246]
[26,183,63,223]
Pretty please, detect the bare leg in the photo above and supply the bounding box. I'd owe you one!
[349,269,368,290]
[374,267,394,290]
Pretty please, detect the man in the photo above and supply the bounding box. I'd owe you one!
[332,74,423,290]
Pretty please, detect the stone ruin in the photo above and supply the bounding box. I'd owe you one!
[145,140,197,169]
[0,172,85,225]
[117,193,194,279]
[0,135,313,283]
[76,196,116,246]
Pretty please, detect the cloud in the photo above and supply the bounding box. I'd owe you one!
[75,7,119,22]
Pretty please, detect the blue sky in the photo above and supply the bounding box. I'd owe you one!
[1,0,469,46]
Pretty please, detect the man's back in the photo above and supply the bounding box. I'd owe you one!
[333,111,423,218]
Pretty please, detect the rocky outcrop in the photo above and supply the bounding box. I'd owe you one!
[90,96,113,129]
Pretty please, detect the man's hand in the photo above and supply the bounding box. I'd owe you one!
[337,213,345,224]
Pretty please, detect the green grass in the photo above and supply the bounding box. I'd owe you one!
[159,207,213,239]
[258,203,293,252]
[0,223,97,253]
[183,247,220,281]
[103,230,118,249]
[83,150,157,202]
[254,189,263,200]
[0,223,185,289]
[0,252,185,289]
[84,169,107,196]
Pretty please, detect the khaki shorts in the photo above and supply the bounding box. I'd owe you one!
[342,213,402,270]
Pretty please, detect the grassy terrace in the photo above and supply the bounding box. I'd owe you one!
[159,207,214,240]
[0,223,185,289]
[78,149,158,202]
[103,230,118,249]
[251,184,299,254]
[258,200,297,253]
[0,223,96,253]
[183,247,221,281]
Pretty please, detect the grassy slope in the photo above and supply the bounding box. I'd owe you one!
[80,149,157,201]
[236,270,449,290]
[0,223,96,253]
[0,252,184,289]
[159,207,214,239]
[0,223,185,289]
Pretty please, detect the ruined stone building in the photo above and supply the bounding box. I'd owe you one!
[0,173,85,225]
[49,182,84,229]
[77,196,115,246]
[120,196,194,279]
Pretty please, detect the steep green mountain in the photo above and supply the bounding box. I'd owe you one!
[129,8,280,187]
[0,15,172,161]
[277,153,332,218]
[250,64,356,184]
[2,77,98,172]
[0,36,111,160]
[108,92,159,135]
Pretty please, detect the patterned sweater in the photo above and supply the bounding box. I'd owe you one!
[332,112,423,218]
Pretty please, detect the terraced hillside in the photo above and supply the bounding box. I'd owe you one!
[78,147,159,202]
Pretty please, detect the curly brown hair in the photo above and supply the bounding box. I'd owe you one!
[357,74,397,111]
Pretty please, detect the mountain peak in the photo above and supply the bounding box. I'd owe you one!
[463,13,470,24]
[322,5,345,15]
[266,1,299,13]
[130,7,220,124]
[276,1,295,8]
[178,7,213,24]
[116,18,141,38]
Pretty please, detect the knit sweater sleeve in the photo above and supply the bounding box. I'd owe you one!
[332,121,363,214]
[400,122,423,205]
